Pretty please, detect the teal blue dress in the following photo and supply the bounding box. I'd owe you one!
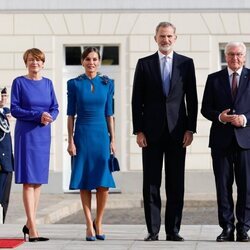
[67,74,116,190]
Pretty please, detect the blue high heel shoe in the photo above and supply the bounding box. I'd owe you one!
[85,228,96,241]
[93,220,105,240]
[86,236,96,241]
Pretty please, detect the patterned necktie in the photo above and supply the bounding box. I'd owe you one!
[162,56,171,96]
[231,72,238,99]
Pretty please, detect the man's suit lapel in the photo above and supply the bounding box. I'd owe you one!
[219,67,250,103]
[171,52,179,93]
[219,69,232,100]
[235,67,250,101]
[149,52,163,90]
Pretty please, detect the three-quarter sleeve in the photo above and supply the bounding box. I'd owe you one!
[67,79,76,116]
[105,79,114,116]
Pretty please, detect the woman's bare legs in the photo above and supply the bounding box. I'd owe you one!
[23,184,41,238]
[80,190,95,237]
[95,187,109,235]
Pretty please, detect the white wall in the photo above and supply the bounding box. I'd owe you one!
[2,10,250,192]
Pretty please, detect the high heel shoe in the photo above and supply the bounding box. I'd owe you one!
[93,220,105,240]
[86,235,96,241]
[35,236,49,242]
[85,229,96,241]
[22,225,49,242]
[29,237,40,242]
[22,225,29,241]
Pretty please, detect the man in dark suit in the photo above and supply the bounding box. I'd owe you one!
[201,41,250,242]
[0,87,14,223]
[131,22,198,241]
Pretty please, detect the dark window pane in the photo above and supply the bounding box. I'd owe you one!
[102,46,119,65]
[220,49,226,63]
[65,47,81,65]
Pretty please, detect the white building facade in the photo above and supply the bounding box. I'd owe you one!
[2,0,250,193]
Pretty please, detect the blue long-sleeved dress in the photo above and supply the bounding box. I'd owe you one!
[67,74,115,190]
[11,76,59,184]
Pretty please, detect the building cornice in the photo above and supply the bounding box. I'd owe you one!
[0,0,250,12]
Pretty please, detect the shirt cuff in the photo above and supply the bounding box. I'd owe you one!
[219,113,226,124]
[242,115,247,127]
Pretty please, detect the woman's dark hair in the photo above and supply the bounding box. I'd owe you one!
[81,47,101,61]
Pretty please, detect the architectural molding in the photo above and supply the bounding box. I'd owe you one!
[0,0,250,12]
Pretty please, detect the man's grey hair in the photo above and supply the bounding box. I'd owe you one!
[155,22,176,35]
[224,41,246,55]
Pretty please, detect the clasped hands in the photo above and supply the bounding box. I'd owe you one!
[220,108,244,127]
[41,112,53,126]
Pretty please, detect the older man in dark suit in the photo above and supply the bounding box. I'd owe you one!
[201,41,250,242]
[0,87,14,223]
[131,22,198,241]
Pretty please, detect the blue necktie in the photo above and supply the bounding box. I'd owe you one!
[162,56,171,96]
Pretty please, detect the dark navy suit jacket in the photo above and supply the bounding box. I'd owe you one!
[132,51,198,143]
[201,67,250,149]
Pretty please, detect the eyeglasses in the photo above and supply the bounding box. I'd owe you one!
[227,52,244,58]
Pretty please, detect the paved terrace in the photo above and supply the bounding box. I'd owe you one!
[1,192,249,249]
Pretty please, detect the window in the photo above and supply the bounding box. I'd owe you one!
[219,47,227,69]
[65,47,81,65]
[102,46,119,65]
[65,45,119,66]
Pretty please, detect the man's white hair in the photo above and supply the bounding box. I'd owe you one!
[224,41,246,55]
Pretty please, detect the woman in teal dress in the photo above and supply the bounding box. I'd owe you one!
[67,47,116,241]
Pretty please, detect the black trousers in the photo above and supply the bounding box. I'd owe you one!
[0,171,13,223]
[211,139,250,232]
[142,129,186,235]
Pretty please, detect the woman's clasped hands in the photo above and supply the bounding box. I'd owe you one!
[41,112,53,126]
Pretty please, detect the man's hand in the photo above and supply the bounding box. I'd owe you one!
[231,115,244,127]
[220,109,245,127]
[220,109,237,123]
[183,131,193,148]
[136,132,147,148]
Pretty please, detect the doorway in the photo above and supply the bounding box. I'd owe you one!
[62,45,121,192]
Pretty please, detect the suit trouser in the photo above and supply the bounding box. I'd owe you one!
[142,130,186,235]
[0,171,13,223]
[211,139,250,232]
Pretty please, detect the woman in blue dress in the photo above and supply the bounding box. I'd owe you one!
[67,47,116,241]
[11,48,59,242]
